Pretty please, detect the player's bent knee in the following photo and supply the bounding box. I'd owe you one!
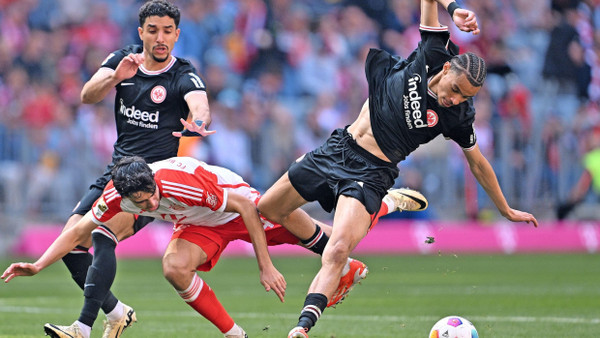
[162,255,190,282]
[161,264,182,285]
[162,263,196,290]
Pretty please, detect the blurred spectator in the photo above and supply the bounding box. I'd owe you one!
[23,150,61,216]
[70,2,122,56]
[338,5,378,57]
[228,0,268,73]
[1,2,31,55]
[206,90,253,180]
[175,0,213,69]
[14,29,46,80]
[541,8,590,123]
[296,13,346,97]
[557,126,600,219]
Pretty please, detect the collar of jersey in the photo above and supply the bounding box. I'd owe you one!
[139,56,177,75]
[427,77,437,99]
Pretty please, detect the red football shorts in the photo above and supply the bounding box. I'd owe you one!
[170,216,300,271]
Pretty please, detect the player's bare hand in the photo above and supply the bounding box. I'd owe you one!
[260,266,287,303]
[504,208,539,228]
[1,262,40,283]
[114,53,144,82]
[172,118,216,138]
[452,9,480,35]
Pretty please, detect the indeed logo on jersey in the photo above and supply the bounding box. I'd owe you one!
[403,74,427,129]
[118,98,159,130]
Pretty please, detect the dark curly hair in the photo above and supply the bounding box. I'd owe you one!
[450,52,487,87]
[139,0,181,28]
[111,156,156,199]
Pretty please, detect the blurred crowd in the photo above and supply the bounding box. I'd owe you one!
[1,0,599,225]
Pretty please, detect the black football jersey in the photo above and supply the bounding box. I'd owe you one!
[100,44,206,163]
[366,26,477,164]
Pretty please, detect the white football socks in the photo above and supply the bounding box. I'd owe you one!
[105,301,124,322]
[224,323,244,336]
[75,320,91,338]
[382,195,395,214]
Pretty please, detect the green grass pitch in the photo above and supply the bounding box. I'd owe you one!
[1,253,599,337]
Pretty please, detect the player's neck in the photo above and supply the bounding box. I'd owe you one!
[143,55,173,72]
[427,72,442,96]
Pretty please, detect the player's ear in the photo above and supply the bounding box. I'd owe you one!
[138,26,143,40]
[443,61,452,73]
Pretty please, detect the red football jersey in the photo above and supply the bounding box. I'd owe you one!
[91,157,261,228]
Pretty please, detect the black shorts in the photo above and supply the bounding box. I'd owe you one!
[72,162,153,234]
[288,127,399,215]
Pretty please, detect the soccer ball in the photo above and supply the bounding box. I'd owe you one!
[429,316,478,338]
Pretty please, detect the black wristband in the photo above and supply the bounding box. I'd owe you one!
[181,120,204,137]
[447,2,461,19]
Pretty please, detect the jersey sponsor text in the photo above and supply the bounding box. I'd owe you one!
[403,74,427,129]
[119,99,159,130]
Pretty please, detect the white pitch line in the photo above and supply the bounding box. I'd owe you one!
[1,305,598,325]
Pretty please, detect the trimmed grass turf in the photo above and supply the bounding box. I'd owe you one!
[0,253,598,337]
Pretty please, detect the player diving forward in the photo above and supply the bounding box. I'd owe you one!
[256,0,538,337]
[2,156,427,337]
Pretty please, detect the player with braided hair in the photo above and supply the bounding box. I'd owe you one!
[255,0,539,337]
[450,52,487,87]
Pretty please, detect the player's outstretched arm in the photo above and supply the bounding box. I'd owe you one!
[2,212,100,283]
[173,90,215,138]
[463,145,539,227]
[2,262,40,283]
[225,192,287,302]
[422,0,480,35]
[81,53,144,104]
[450,7,480,35]
[502,207,539,227]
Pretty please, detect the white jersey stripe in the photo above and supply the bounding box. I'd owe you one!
[162,186,204,198]
[162,180,204,193]
[104,188,120,203]
[162,180,204,194]
[163,190,204,203]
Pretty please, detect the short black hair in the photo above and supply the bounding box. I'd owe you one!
[111,156,156,198]
[450,52,487,87]
[139,0,181,28]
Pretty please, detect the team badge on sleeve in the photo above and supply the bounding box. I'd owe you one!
[94,198,109,219]
[206,193,218,209]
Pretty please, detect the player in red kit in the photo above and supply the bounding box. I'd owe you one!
[3,156,425,337]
